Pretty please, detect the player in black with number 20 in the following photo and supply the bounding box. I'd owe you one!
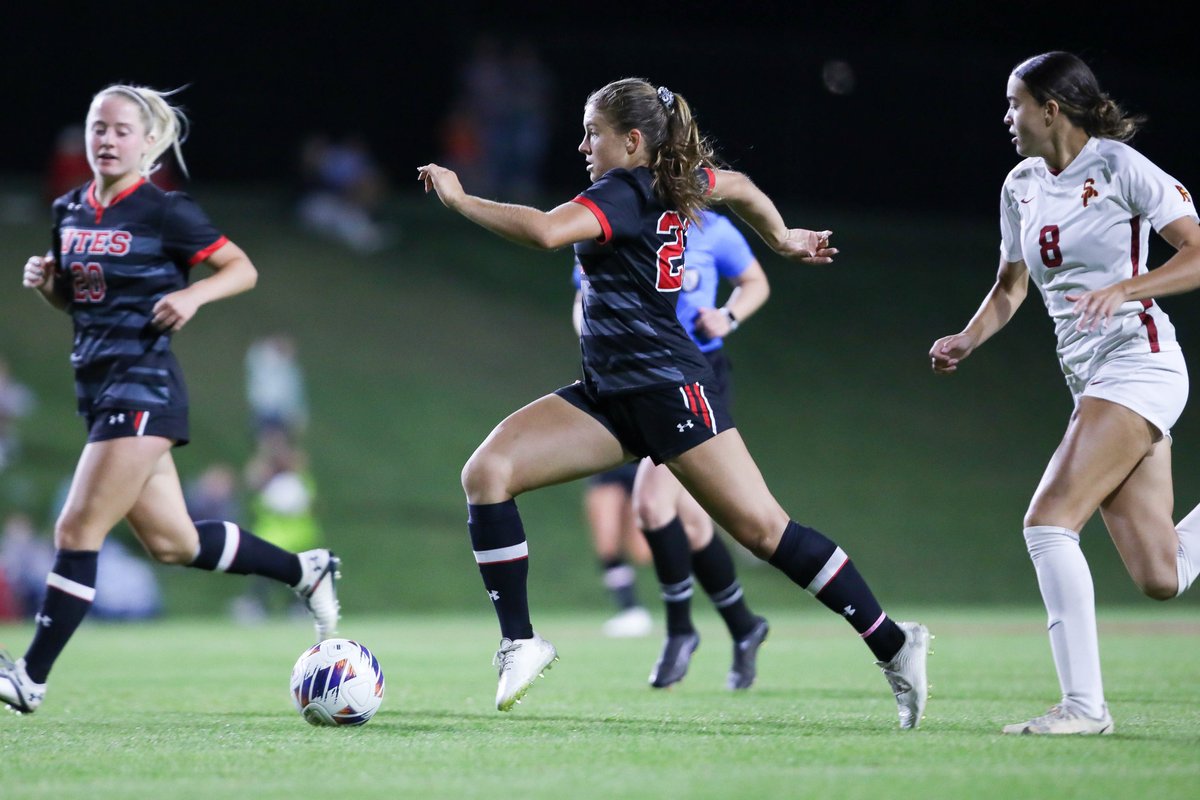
[0,85,341,715]
[419,77,930,728]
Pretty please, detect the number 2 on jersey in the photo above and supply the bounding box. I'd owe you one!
[655,211,687,291]
[71,261,107,302]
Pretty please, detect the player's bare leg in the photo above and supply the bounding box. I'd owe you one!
[1009,397,1155,734]
[462,393,630,710]
[2,437,169,713]
[668,430,929,728]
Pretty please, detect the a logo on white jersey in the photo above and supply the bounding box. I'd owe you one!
[1178,185,1192,205]
[1081,178,1099,208]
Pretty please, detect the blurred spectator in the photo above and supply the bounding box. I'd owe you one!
[45,123,181,206]
[148,152,184,192]
[245,333,309,444]
[0,355,36,472]
[92,538,163,620]
[455,35,509,199]
[184,462,242,524]
[444,36,552,202]
[438,101,487,195]
[499,39,552,203]
[231,430,324,622]
[296,132,392,253]
[0,568,17,621]
[0,512,55,618]
[45,124,92,202]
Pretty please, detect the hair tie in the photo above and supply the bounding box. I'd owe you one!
[657,86,675,110]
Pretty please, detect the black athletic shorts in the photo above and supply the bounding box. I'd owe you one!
[556,374,735,465]
[84,406,190,446]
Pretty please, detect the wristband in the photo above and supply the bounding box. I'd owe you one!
[721,306,739,331]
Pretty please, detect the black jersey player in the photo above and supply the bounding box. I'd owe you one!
[0,85,341,715]
[419,78,930,728]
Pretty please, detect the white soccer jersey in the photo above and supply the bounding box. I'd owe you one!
[1000,137,1197,384]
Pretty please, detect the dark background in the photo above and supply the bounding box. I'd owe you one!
[5,1,1193,219]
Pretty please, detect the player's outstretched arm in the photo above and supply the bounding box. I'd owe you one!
[22,253,68,311]
[418,163,601,250]
[708,169,837,264]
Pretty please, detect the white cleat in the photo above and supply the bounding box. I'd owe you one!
[0,653,45,715]
[493,633,558,711]
[1002,704,1114,735]
[876,621,930,730]
[602,606,653,638]
[293,549,341,642]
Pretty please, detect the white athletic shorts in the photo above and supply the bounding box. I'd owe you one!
[1066,349,1189,437]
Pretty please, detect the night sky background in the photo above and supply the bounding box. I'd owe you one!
[4,1,1194,219]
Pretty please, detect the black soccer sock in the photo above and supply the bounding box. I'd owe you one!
[23,549,99,684]
[769,521,906,662]
[189,520,302,585]
[601,556,640,611]
[468,500,533,641]
[643,517,694,635]
[691,535,758,640]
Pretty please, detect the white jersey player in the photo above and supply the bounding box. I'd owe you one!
[930,51,1200,736]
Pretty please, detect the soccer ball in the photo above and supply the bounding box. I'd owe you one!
[290,638,385,726]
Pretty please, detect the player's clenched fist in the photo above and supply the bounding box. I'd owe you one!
[23,254,54,288]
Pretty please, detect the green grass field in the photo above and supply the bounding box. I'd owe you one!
[2,607,1198,799]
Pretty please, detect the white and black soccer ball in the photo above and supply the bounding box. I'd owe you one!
[290,638,385,726]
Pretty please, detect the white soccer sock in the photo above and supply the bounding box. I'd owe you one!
[1023,526,1106,719]
[1174,502,1200,597]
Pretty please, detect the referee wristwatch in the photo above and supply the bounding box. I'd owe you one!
[721,306,739,331]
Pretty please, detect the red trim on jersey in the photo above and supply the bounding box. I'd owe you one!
[188,235,229,267]
[701,167,716,196]
[572,196,612,244]
[1128,216,1161,352]
[86,178,146,224]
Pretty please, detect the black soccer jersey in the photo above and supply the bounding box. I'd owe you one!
[50,179,227,415]
[572,167,716,395]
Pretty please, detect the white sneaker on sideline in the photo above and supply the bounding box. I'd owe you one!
[602,606,653,638]
[0,653,45,714]
[876,621,930,730]
[1002,703,1114,735]
[293,549,341,641]
[493,633,558,711]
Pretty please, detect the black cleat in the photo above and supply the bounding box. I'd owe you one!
[648,631,700,688]
[727,617,769,690]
